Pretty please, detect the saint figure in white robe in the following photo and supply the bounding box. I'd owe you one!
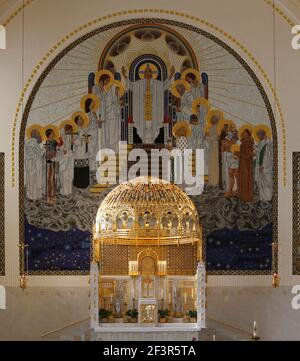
[93,78,120,152]
[24,130,45,201]
[59,125,74,196]
[255,130,273,201]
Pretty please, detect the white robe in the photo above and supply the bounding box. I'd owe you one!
[176,91,193,122]
[126,78,170,144]
[87,111,99,171]
[24,138,45,200]
[190,83,205,100]
[222,151,230,191]
[93,84,120,152]
[255,138,273,201]
[73,127,89,160]
[59,130,74,196]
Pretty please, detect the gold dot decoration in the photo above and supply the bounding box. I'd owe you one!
[2,0,34,27]
[8,4,294,187]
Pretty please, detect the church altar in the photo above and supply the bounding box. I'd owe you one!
[89,177,206,332]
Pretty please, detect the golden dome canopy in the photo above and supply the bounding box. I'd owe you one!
[94,177,201,246]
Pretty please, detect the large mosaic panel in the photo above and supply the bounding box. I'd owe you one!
[20,19,277,275]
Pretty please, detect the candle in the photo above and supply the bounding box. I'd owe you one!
[184,291,187,304]
[192,289,194,300]
[253,321,257,337]
[213,334,216,341]
[169,292,171,303]
[161,288,164,299]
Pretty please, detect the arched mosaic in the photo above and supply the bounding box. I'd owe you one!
[19,19,278,275]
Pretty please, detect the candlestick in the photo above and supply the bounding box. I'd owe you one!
[252,321,260,341]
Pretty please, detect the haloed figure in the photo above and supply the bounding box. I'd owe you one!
[59,124,75,196]
[238,129,254,202]
[255,129,273,202]
[45,129,59,204]
[24,129,45,201]
[85,98,101,172]
[93,74,121,152]
[73,115,90,189]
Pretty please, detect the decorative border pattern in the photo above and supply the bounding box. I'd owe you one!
[19,18,278,276]
[2,0,34,27]
[263,0,296,27]
[11,9,287,187]
[293,152,300,275]
[0,153,5,276]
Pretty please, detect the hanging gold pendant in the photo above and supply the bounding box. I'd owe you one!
[272,272,280,288]
[20,274,27,289]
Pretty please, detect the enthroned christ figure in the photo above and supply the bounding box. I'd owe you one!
[122,63,175,144]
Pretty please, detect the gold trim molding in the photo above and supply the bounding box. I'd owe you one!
[11,8,288,187]
[2,0,34,27]
[263,0,296,27]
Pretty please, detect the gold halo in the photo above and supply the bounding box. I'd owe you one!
[192,97,210,114]
[182,68,201,82]
[80,94,100,112]
[171,79,191,98]
[139,63,159,79]
[206,109,224,126]
[230,144,240,153]
[71,111,90,129]
[253,124,272,142]
[44,124,60,140]
[173,121,192,139]
[59,120,78,134]
[217,119,236,135]
[26,124,46,142]
[113,80,125,98]
[238,124,254,140]
[95,70,114,92]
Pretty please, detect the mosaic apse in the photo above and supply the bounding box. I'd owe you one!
[20,20,277,275]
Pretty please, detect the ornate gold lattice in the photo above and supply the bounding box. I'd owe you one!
[100,244,197,276]
[167,244,197,276]
[94,177,202,248]
[100,244,129,275]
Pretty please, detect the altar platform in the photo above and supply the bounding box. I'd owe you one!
[42,318,252,341]
[94,322,200,333]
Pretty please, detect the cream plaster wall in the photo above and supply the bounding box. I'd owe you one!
[0,0,300,338]
[0,0,300,339]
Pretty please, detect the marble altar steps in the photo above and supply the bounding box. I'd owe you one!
[42,318,252,341]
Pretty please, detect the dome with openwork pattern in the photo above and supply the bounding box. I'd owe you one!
[94,177,201,246]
